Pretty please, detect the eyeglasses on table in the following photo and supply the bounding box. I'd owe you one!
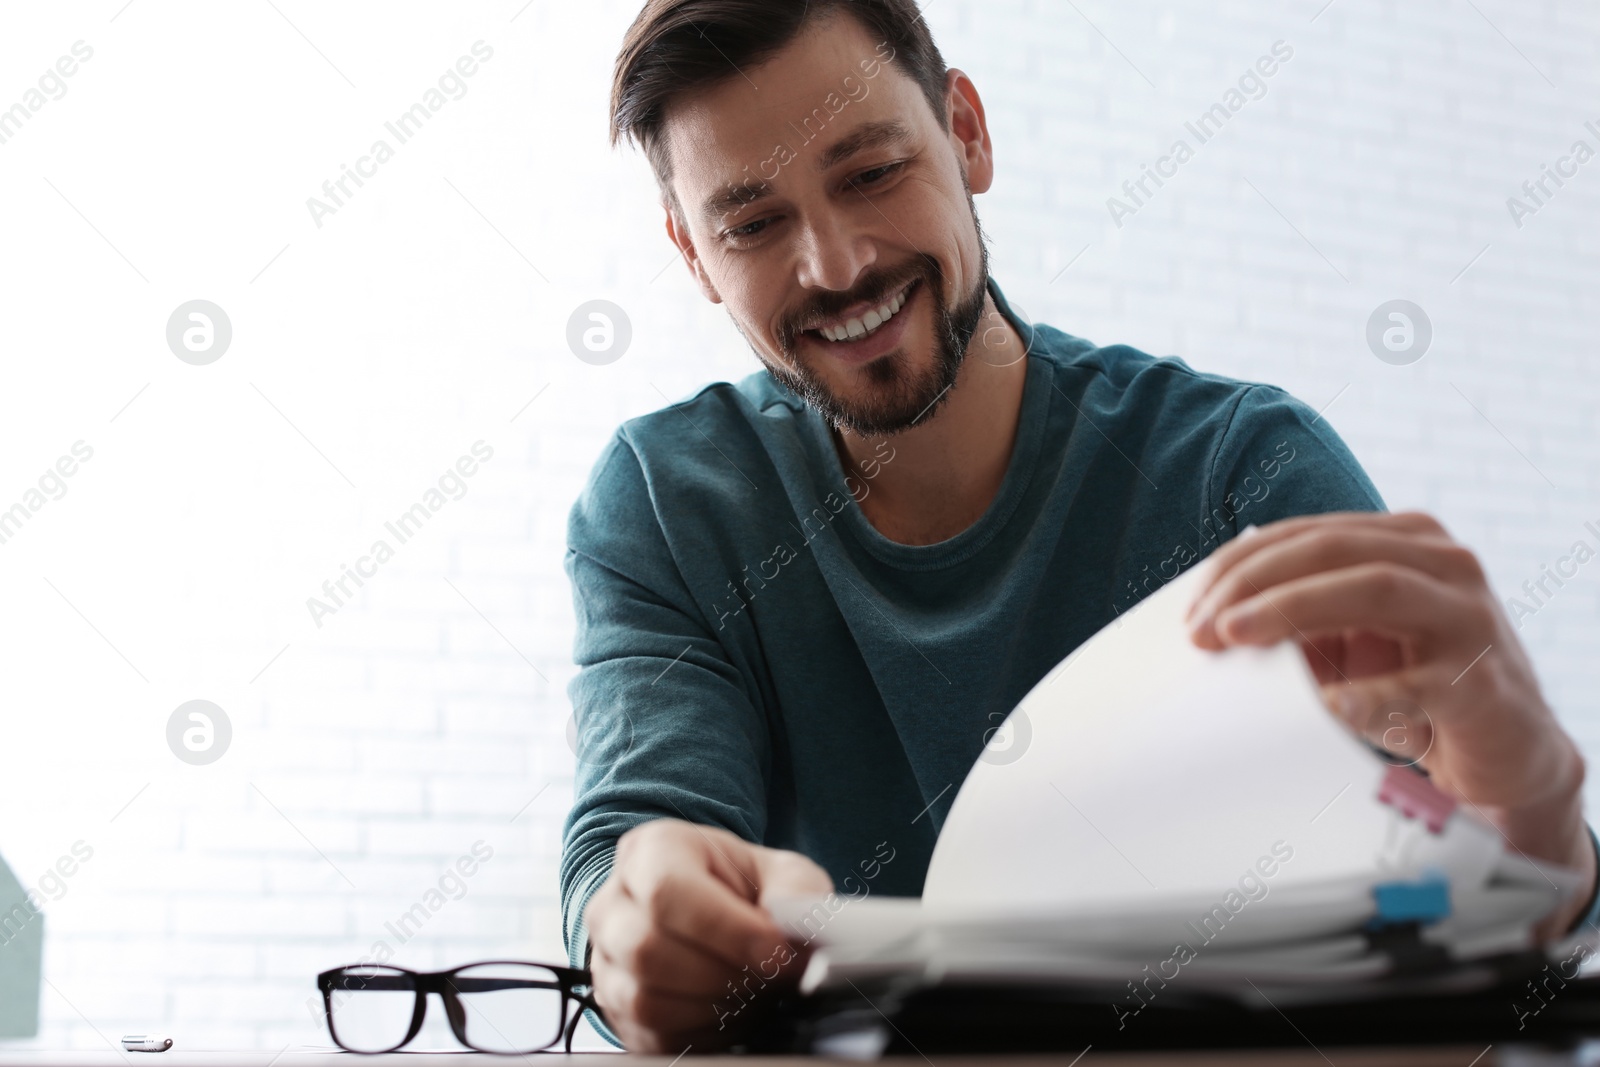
[316,960,600,1054]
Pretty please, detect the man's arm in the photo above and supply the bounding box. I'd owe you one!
[561,432,830,1051]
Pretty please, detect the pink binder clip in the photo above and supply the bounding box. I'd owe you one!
[1377,764,1456,834]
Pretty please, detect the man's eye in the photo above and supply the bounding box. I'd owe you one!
[852,162,904,188]
[725,217,772,241]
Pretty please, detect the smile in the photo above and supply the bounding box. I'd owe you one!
[808,280,916,343]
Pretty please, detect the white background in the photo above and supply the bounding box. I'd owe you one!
[0,0,1596,1050]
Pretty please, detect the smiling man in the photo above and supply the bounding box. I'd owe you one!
[561,0,1599,1052]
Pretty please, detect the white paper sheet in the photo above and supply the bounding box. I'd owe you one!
[923,562,1500,910]
[766,558,1586,998]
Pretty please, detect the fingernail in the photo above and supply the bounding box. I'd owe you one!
[1219,605,1260,641]
[1186,584,1219,622]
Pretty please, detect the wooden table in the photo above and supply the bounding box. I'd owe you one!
[0,1047,1591,1066]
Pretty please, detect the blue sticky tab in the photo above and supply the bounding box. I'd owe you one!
[1371,876,1451,925]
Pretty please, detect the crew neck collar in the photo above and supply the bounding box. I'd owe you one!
[801,277,1051,571]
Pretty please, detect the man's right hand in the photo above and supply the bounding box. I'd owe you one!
[582,818,834,1052]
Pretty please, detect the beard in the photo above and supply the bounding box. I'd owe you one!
[742,206,992,438]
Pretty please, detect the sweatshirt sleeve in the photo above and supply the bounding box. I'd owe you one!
[560,431,774,1045]
[1202,384,1386,542]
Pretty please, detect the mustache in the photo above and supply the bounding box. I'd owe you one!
[778,255,941,349]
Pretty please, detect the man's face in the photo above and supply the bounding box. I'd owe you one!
[660,14,991,437]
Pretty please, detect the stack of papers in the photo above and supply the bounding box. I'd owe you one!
[770,562,1591,1006]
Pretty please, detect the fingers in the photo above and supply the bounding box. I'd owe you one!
[593,894,739,997]
[1187,513,1448,614]
[618,846,793,971]
[1202,511,1449,575]
[1185,515,1592,877]
[1188,521,1483,644]
[587,820,828,1052]
[589,956,725,1054]
[1199,563,1489,652]
[586,899,734,1051]
[588,887,757,1052]
[1314,668,1562,810]
[752,845,834,904]
[1317,671,1441,767]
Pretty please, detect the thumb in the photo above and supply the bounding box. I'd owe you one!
[750,846,833,906]
[1320,673,1436,767]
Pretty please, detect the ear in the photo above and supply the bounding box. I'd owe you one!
[943,69,994,195]
[663,200,721,304]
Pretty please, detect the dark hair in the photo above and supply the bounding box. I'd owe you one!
[610,0,949,198]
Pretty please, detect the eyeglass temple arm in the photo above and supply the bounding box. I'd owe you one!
[564,990,606,1053]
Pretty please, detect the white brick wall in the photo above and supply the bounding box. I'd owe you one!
[0,0,1595,1050]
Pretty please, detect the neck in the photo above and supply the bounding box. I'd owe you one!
[831,293,1028,546]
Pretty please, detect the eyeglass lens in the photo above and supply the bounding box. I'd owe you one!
[327,962,568,1054]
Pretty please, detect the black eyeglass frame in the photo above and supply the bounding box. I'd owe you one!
[316,960,601,1054]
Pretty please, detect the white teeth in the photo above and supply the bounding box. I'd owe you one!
[817,284,911,342]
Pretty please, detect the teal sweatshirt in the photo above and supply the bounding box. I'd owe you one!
[559,280,1600,1045]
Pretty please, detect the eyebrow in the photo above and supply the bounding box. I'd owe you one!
[815,118,912,171]
[705,180,771,224]
[700,119,915,225]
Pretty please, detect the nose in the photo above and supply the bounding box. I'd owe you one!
[793,209,876,295]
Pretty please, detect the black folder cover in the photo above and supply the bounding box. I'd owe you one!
[752,956,1600,1055]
